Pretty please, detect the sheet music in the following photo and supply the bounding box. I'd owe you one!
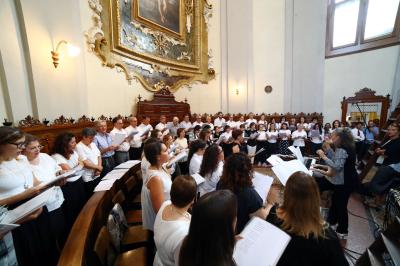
[233,217,291,266]
[216,134,226,144]
[272,159,309,186]
[94,179,116,192]
[111,133,126,146]
[102,168,129,180]
[267,155,284,166]
[128,130,139,138]
[114,160,141,169]
[310,130,320,138]
[191,173,205,185]
[167,151,188,166]
[252,172,273,203]
[0,223,19,235]
[288,146,304,164]
[2,188,55,224]
[254,148,265,156]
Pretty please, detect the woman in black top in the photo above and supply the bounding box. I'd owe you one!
[217,153,274,233]
[267,171,348,266]
[221,129,247,159]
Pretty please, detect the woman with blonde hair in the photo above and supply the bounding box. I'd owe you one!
[269,171,347,266]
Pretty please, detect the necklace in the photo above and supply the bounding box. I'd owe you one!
[170,205,190,220]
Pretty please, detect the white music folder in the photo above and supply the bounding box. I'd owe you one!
[233,217,291,266]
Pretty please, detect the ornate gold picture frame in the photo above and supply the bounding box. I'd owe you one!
[85,0,215,92]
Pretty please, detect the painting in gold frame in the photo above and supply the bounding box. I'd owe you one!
[133,0,185,40]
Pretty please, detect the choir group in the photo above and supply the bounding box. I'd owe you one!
[0,112,399,266]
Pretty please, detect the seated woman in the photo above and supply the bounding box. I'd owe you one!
[51,132,86,230]
[22,134,68,250]
[179,190,237,266]
[75,128,102,199]
[366,122,400,207]
[188,140,206,175]
[141,140,172,232]
[217,153,275,233]
[0,127,55,265]
[268,171,348,266]
[153,175,197,266]
[198,144,224,196]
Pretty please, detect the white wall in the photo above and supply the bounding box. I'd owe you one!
[324,46,399,123]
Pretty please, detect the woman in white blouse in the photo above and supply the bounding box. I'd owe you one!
[292,124,308,155]
[75,128,102,199]
[309,123,324,155]
[141,140,172,231]
[153,175,196,266]
[188,140,207,175]
[174,128,188,150]
[0,127,52,265]
[266,123,279,158]
[258,114,267,126]
[198,145,224,196]
[22,134,68,250]
[51,132,86,230]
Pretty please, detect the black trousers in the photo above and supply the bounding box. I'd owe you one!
[315,177,352,234]
[355,141,364,162]
[129,146,143,160]
[101,156,115,177]
[310,142,322,156]
[369,165,400,195]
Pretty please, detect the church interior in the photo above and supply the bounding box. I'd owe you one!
[0,0,400,265]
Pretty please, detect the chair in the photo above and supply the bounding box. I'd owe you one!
[112,190,143,224]
[94,226,147,266]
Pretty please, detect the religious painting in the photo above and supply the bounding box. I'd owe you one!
[85,0,215,92]
[134,0,182,38]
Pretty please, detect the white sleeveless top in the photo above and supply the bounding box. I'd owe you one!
[0,157,34,200]
[141,169,172,231]
[153,200,190,266]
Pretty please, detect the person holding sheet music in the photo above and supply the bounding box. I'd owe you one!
[179,114,192,132]
[332,119,341,132]
[226,115,237,129]
[125,116,146,160]
[245,123,258,155]
[223,129,247,158]
[163,134,181,178]
[75,128,102,199]
[278,123,291,155]
[266,172,348,266]
[188,140,206,175]
[51,132,86,231]
[213,125,222,139]
[153,175,196,266]
[314,128,357,239]
[167,117,180,138]
[291,124,307,155]
[204,116,214,131]
[22,134,68,251]
[217,153,276,233]
[258,113,267,126]
[198,145,224,196]
[213,112,226,127]
[179,190,237,266]
[308,117,318,131]
[245,113,257,126]
[192,115,203,128]
[94,120,116,176]
[288,117,297,133]
[309,123,324,155]
[110,117,131,165]
[0,127,56,265]
[277,116,287,130]
[269,118,277,131]
[297,116,308,132]
[155,115,167,132]
[238,115,245,128]
[255,124,268,166]
[174,128,188,150]
[323,123,332,140]
[266,123,279,159]
[141,140,172,232]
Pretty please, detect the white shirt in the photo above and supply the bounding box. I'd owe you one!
[155,122,167,131]
[213,117,226,127]
[179,121,192,131]
[292,130,307,147]
[138,123,153,138]
[52,151,82,182]
[258,120,267,126]
[0,157,33,200]
[75,142,101,182]
[174,138,188,150]
[199,161,223,196]
[226,120,237,129]
[246,119,257,126]
[204,123,214,131]
[125,125,142,148]
[189,153,203,175]
[256,131,267,141]
[267,131,279,143]
[153,200,190,266]
[351,128,365,142]
[278,129,291,141]
[141,169,172,231]
[110,127,130,152]
[27,153,64,212]
[192,121,203,128]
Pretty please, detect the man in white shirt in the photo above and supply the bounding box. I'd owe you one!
[125,116,146,160]
[138,116,154,138]
[213,112,226,127]
[226,115,237,129]
[192,115,203,128]
[167,116,180,138]
[245,112,257,126]
[180,114,192,132]
[351,122,365,162]
[155,115,167,132]
[110,117,131,165]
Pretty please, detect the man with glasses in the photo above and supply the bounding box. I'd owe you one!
[94,120,117,177]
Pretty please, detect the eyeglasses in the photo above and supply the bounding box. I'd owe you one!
[9,142,26,149]
[26,145,44,151]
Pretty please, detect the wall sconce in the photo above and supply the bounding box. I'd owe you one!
[51,40,80,68]
[235,87,239,95]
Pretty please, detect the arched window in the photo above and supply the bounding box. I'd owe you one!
[326,0,400,57]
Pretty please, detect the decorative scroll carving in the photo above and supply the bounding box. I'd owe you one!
[77,115,91,123]
[19,116,42,128]
[53,115,73,125]
[85,0,215,92]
